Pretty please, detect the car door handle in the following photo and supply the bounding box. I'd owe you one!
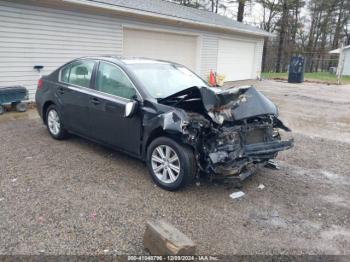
[90,97,101,105]
[57,87,65,95]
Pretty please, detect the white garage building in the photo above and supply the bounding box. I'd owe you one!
[329,45,350,76]
[0,0,271,100]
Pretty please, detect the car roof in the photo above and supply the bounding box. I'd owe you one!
[76,56,177,66]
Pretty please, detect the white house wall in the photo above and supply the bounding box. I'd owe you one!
[342,49,350,76]
[0,0,265,100]
[254,38,264,78]
[199,34,219,78]
[0,1,123,99]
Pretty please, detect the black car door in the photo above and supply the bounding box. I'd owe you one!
[56,60,96,135]
[88,61,142,155]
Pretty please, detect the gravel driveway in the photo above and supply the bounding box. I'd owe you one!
[0,80,349,255]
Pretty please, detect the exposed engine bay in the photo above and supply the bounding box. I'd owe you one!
[157,85,294,179]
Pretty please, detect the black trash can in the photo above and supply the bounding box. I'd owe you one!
[288,56,305,83]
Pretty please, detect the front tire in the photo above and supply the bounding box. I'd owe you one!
[46,105,68,140]
[147,137,196,191]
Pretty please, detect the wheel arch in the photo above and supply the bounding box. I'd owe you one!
[142,127,194,160]
[42,101,55,124]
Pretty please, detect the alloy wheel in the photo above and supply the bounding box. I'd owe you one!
[151,145,181,184]
[47,109,61,136]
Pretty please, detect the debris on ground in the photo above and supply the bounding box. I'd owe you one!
[11,178,17,182]
[37,216,45,225]
[257,184,266,190]
[265,160,280,170]
[143,220,196,255]
[89,212,97,221]
[229,191,245,199]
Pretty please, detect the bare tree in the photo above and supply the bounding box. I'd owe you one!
[345,23,350,45]
[257,0,281,71]
[166,0,350,73]
[275,0,288,72]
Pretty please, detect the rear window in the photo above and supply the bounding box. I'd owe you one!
[60,60,95,88]
[61,65,70,83]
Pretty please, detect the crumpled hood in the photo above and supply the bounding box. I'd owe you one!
[159,85,278,124]
[222,86,277,120]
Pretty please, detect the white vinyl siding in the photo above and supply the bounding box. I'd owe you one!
[254,39,264,79]
[0,1,123,99]
[342,49,350,76]
[199,34,219,80]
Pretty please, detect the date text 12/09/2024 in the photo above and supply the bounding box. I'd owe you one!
[127,256,219,261]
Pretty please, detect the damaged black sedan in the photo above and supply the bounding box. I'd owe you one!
[36,57,293,191]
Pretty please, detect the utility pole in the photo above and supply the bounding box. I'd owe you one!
[337,41,345,85]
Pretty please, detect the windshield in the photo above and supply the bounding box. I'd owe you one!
[128,63,208,99]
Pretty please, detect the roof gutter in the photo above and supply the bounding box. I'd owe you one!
[329,46,350,54]
[62,0,273,37]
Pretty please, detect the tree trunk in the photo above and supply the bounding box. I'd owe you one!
[237,0,245,22]
[332,0,344,49]
[290,1,300,60]
[262,38,268,72]
[276,0,288,72]
[329,0,345,68]
[305,1,319,72]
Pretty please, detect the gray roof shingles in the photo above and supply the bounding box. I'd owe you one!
[85,0,270,36]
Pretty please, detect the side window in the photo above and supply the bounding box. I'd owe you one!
[68,61,95,88]
[61,65,70,83]
[95,62,136,99]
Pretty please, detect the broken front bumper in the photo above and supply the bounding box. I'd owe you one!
[244,139,294,157]
[212,139,294,177]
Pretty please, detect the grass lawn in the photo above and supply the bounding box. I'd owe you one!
[261,72,350,85]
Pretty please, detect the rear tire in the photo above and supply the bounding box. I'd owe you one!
[146,136,196,191]
[46,105,68,140]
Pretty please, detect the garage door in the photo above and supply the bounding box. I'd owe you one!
[123,28,198,71]
[217,39,256,81]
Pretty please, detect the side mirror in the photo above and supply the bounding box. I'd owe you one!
[124,100,138,118]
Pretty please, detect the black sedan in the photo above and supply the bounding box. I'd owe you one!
[35,57,293,191]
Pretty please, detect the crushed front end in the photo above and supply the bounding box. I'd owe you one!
[198,115,293,177]
[158,85,294,180]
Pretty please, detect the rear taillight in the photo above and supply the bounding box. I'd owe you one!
[37,78,43,90]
